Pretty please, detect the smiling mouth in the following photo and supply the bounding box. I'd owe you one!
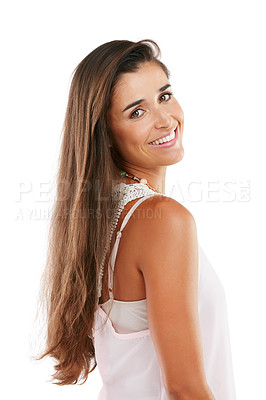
[148,125,178,146]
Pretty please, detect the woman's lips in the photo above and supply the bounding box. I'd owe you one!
[148,125,179,148]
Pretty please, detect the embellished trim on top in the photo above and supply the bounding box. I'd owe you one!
[112,182,164,206]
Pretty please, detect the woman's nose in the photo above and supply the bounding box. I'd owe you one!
[153,108,172,129]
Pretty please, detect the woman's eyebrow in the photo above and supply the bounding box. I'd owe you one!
[122,83,171,112]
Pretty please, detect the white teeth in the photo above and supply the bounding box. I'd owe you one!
[150,129,176,146]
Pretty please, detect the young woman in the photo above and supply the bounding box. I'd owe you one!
[38,39,236,399]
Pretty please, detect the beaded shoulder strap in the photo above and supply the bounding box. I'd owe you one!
[97,182,166,299]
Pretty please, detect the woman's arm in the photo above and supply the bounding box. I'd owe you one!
[168,384,215,399]
[135,196,215,399]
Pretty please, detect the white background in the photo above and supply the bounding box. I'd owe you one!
[1,0,265,398]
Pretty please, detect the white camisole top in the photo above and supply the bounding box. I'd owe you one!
[93,182,237,400]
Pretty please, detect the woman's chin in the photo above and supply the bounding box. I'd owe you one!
[166,146,185,166]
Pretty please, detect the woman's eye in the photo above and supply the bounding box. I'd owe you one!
[159,91,174,102]
[130,109,144,119]
[129,92,174,119]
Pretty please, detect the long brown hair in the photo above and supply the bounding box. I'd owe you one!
[36,39,170,385]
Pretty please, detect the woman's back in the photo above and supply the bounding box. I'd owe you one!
[93,182,236,399]
[99,183,165,305]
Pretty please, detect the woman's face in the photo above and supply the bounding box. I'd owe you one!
[108,61,184,177]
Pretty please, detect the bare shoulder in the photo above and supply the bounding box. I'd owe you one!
[134,194,198,274]
[134,195,196,247]
[154,195,195,219]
